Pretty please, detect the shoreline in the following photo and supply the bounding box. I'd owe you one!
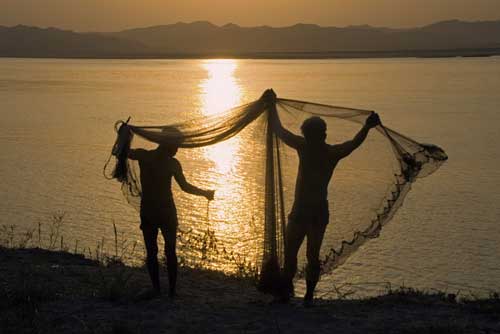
[1,48,500,61]
[1,246,499,333]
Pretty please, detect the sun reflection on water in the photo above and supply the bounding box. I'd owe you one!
[200,59,242,115]
[199,60,242,174]
[197,60,254,246]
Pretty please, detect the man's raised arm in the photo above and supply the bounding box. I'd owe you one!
[173,159,214,200]
[331,112,380,159]
[263,89,304,150]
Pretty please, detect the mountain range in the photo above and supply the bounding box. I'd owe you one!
[1,20,500,58]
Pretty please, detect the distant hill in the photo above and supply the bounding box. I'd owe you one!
[0,25,147,57]
[1,20,500,58]
[112,20,500,53]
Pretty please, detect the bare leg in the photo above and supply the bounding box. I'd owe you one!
[142,224,161,294]
[160,224,178,297]
[304,222,327,305]
[283,217,307,300]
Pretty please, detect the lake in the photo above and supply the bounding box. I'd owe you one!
[1,57,499,297]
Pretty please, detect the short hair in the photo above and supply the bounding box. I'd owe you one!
[158,126,183,154]
[301,116,326,140]
[160,126,184,147]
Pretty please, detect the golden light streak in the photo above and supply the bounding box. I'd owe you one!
[197,59,247,237]
[199,59,242,174]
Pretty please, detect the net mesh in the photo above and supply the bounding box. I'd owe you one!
[105,90,447,293]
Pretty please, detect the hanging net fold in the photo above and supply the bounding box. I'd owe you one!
[105,90,447,294]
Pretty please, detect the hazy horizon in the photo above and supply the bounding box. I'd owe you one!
[4,18,500,32]
[2,0,500,32]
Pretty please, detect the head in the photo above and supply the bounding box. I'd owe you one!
[158,143,179,157]
[157,126,183,157]
[301,116,327,144]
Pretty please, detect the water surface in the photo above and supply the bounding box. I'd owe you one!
[1,57,500,296]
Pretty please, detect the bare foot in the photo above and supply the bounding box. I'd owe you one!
[303,292,314,308]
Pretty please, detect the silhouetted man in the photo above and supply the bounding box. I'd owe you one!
[129,142,214,298]
[264,89,380,306]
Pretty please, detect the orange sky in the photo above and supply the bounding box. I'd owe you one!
[2,0,500,31]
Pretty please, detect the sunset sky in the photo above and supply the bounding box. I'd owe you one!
[2,0,500,31]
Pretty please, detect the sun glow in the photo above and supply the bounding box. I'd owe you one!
[193,59,265,271]
[199,60,241,217]
[199,59,242,174]
[199,59,242,116]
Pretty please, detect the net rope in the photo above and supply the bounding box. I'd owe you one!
[105,90,447,293]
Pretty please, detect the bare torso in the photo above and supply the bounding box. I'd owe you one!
[128,147,211,217]
[137,149,176,209]
[292,142,341,212]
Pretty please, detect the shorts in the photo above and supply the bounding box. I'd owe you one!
[289,200,329,227]
[140,202,178,230]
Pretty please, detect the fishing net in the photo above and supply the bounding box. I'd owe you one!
[105,90,447,293]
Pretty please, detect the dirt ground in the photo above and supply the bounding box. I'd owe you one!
[1,247,499,334]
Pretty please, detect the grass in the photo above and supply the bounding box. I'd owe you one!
[1,216,500,334]
[176,226,258,278]
[2,214,499,301]
[1,245,499,334]
[0,245,261,334]
[0,213,260,307]
[0,215,140,333]
[0,213,258,277]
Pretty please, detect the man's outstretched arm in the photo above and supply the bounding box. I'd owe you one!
[264,89,304,150]
[173,159,214,200]
[331,112,381,159]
